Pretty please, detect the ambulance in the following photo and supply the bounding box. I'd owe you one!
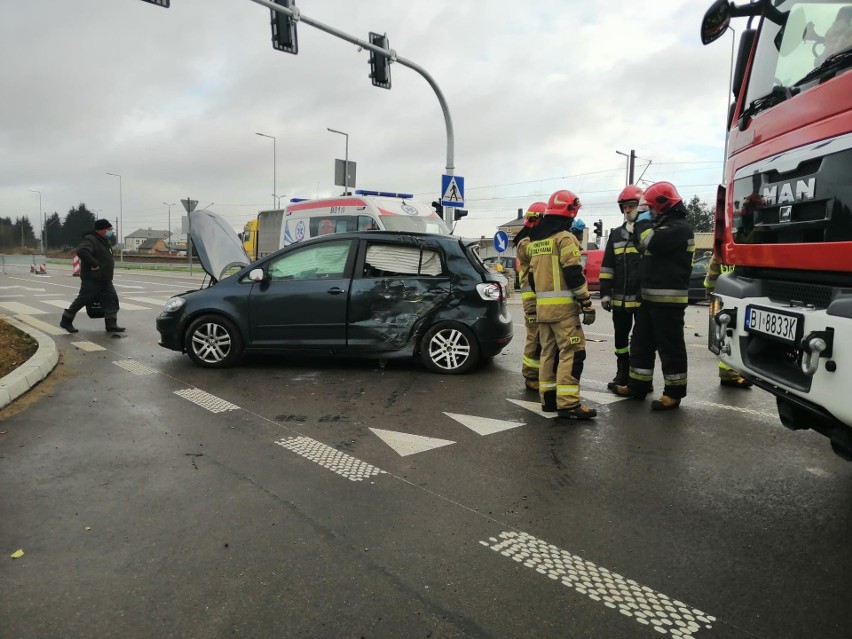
[254,190,453,259]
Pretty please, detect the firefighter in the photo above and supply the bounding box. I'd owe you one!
[518,190,597,420]
[704,255,753,388]
[614,181,694,410]
[513,202,547,391]
[600,185,644,391]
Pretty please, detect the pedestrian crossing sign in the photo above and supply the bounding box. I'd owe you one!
[441,174,464,208]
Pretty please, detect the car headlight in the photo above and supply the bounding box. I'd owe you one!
[162,297,186,313]
[476,282,503,301]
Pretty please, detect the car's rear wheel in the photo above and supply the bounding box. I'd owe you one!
[420,322,480,374]
[185,314,243,368]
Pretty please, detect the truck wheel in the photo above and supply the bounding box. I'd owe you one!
[185,314,243,368]
[420,322,479,374]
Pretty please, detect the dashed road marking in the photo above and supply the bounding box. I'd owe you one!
[113,359,158,376]
[275,436,386,482]
[482,531,716,637]
[369,428,456,456]
[71,341,106,352]
[443,413,524,435]
[174,388,239,413]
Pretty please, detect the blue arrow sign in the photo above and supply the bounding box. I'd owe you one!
[441,174,464,208]
[494,230,509,253]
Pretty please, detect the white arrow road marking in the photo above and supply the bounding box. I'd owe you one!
[443,413,524,436]
[0,302,46,315]
[577,389,629,406]
[506,399,557,419]
[481,531,716,636]
[369,428,455,457]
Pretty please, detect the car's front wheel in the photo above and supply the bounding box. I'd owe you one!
[185,314,243,368]
[420,322,480,374]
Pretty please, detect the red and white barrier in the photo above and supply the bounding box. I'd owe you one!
[72,254,81,276]
[38,263,47,275]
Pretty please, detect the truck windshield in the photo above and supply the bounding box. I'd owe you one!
[380,216,451,235]
[746,1,851,107]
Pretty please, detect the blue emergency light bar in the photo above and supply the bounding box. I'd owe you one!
[354,189,414,199]
[289,198,309,203]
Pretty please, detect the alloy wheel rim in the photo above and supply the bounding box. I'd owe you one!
[191,323,232,363]
[428,328,470,370]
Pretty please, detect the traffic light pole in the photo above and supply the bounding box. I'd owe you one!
[247,0,457,225]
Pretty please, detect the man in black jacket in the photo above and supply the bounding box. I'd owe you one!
[60,219,126,333]
[614,182,694,410]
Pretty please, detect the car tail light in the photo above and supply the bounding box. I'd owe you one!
[477,282,503,301]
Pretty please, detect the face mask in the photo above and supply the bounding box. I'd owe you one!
[104,230,115,238]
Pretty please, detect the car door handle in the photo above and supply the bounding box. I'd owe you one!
[327,287,346,295]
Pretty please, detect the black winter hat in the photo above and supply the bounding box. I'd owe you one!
[94,219,113,230]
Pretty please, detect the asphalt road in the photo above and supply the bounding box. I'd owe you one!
[2,264,851,639]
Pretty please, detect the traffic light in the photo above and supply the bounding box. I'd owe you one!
[271,0,298,54]
[431,200,443,217]
[594,220,603,237]
[368,32,392,89]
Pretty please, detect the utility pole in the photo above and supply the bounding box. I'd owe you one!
[616,149,637,186]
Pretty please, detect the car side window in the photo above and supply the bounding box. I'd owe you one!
[361,243,444,278]
[267,241,352,281]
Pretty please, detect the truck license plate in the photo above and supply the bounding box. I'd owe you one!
[744,305,801,345]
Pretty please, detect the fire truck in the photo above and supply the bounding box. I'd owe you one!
[702,0,852,458]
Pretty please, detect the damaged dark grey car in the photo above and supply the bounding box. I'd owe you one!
[156,210,513,374]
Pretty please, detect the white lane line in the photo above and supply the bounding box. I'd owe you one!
[0,302,46,315]
[113,360,158,376]
[443,413,524,436]
[174,388,239,413]
[126,297,170,306]
[275,437,386,482]
[12,314,66,336]
[71,341,106,352]
[369,428,456,456]
[482,531,716,637]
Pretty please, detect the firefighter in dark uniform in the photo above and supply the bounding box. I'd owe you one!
[514,202,547,391]
[614,182,694,410]
[600,185,644,390]
[518,190,597,420]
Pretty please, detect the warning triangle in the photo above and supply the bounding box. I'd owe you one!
[369,428,455,457]
[443,413,524,435]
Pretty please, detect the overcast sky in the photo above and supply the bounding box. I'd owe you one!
[1,0,737,241]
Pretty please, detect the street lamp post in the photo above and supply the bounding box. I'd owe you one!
[27,189,42,252]
[327,128,350,195]
[255,132,277,210]
[616,150,636,186]
[163,202,177,254]
[106,172,123,262]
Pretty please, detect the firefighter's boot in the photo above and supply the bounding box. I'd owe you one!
[60,310,78,333]
[105,317,126,333]
[557,404,597,420]
[541,390,557,413]
[607,355,630,391]
[525,379,540,392]
[651,395,681,411]
[613,385,646,401]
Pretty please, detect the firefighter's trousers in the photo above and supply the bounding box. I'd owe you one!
[522,316,541,381]
[627,304,688,399]
[612,309,635,358]
[538,317,586,409]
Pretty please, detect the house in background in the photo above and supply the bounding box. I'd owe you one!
[136,237,168,255]
[125,228,169,252]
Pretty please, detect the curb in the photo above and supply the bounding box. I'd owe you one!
[0,317,59,410]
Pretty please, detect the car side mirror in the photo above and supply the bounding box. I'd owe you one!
[248,268,266,283]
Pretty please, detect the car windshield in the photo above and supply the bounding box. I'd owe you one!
[746,1,852,106]
[379,215,450,235]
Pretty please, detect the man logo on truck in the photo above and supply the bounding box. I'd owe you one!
[761,177,816,205]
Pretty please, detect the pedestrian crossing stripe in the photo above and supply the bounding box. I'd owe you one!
[126,297,170,306]
[12,314,66,336]
[0,302,46,315]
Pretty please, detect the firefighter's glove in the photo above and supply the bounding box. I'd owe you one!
[581,302,596,326]
[601,296,612,312]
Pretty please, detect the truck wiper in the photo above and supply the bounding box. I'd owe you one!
[738,85,799,131]
[794,48,852,87]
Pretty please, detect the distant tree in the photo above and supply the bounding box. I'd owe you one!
[0,216,15,249]
[685,195,713,233]
[45,212,63,249]
[62,203,96,248]
[10,216,37,249]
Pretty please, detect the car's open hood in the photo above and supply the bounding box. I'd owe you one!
[189,210,251,282]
